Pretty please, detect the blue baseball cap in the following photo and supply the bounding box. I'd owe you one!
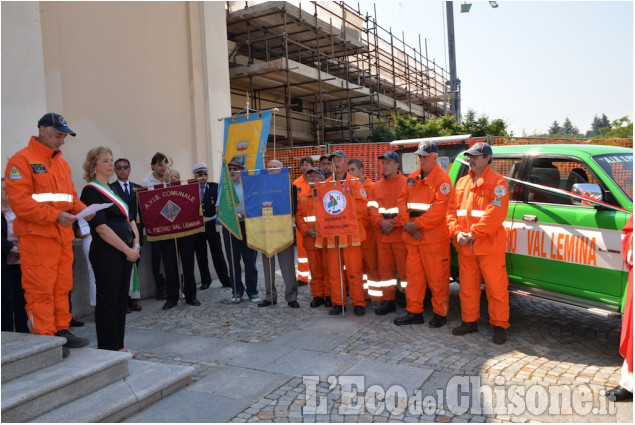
[465,142,493,157]
[378,151,400,163]
[415,141,438,156]
[37,113,76,136]
[328,150,348,161]
[307,167,326,178]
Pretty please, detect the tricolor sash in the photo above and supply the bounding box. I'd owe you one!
[87,180,130,223]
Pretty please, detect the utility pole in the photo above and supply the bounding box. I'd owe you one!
[446,1,461,123]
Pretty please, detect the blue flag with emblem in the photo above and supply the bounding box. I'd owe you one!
[240,167,294,256]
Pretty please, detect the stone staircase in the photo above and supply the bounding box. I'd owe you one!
[1,331,194,422]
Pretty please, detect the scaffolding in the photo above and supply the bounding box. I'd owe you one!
[226,1,450,146]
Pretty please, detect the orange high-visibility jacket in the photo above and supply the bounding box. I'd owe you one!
[4,136,85,243]
[397,164,452,245]
[295,179,319,250]
[367,172,407,243]
[447,165,509,256]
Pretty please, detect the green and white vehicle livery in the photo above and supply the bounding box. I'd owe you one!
[448,144,633,316]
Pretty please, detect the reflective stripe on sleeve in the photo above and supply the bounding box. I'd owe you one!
[378,207,399,214]
[367,201,379,208]
[303,216,316,223]
[456,209,485,217]
[407,203,430,211]
[32,193,73,203]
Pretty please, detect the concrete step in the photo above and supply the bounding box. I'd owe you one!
[1,331,66,383]
[31,359,195,423]
[1,347,131,422]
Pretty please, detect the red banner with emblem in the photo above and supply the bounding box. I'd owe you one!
[137,181,204,241]
[314,180,361,248]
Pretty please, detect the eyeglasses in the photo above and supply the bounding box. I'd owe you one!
[115,165,130,170]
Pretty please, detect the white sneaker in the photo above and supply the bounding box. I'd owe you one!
[231,294,243,303]
[250,294,262,303]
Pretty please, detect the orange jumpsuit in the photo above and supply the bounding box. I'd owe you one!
[324,174,368,307]
[360,178,379,295]
[293,175,311,284]
[4,136,86,336]
[447,166,510,328]
[296,181,330,299]
[397,164,452,316]
[367,172,408,301]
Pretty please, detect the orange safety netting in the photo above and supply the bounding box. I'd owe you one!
[265,147,326,182]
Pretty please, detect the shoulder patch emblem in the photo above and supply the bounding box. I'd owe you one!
[8,167,22,180]
[360,188,367,198]
[494,185,507,197]
[407,178,416,186]
[491,197,502,207]
[30,162,47,173]
[440,182,451,195]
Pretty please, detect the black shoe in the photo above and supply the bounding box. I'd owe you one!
[162,301,177,310]
[62,346,70,358]
[428,314,448,328]
[55,329,89,348]
[328,305,345,315]
[393,312,424,326]
[492,326,506,344]
[221,282,232,288]
[155,288,166,300]
[258,300,277,307]
[452,321,478,336]
[70,318,85,327]
[288,301,300,308]
[374,300,396,316]
[324,297,333,308]
[297,279,308,287]
[310,297,324,308]
[186,298,201,306]
[200,282,211,290]
[354,306,365,316]
[606,386,633,402]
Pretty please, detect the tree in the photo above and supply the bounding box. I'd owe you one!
[587,113,612,137]
[561,117,580,137]
[605,116,633,138]
[548,121,561,135]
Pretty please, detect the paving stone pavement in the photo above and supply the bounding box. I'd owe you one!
[71,259,633,423]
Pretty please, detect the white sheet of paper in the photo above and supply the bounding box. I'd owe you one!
[75,203,112,219]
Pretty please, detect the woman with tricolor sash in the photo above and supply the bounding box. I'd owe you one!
[80,147,140,356]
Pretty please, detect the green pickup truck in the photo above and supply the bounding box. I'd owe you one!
[448,144,633,316]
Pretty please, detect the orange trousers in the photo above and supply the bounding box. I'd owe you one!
[405,240,450,316]
[373,241,408,302]
[307,248,330,298]
[361,228,379,291]
[296,229,310,283]
[326,245,365,307]
[457,251,509,328]
[19,235,73,336]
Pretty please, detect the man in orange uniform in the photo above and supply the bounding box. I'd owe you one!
[395,141,452,328]
[293,157,314,287]
[4,113,91,354]
[447,142,510,344]
[296,167,331,308]
[347,159,379,297]
[366,151,408,315]
[324,150,368,316]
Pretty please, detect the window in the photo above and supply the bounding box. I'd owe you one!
[527,159,595,205]
[491,157,523,201]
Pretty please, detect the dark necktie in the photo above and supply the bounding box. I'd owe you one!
[124,182,130,201]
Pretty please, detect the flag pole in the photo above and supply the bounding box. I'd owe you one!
[174,238,184,303]
[268,255,275,306]
[336,235,345,317]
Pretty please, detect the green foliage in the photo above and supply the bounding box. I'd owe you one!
[605,116,633,138]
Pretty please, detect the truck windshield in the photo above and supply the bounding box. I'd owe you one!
[593,153,633,202]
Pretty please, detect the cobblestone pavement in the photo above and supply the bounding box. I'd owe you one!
[74,261,632,423]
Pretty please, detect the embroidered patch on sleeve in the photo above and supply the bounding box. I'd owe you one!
[440,182,451,194]
[491,196,502,207]
[360,188,367,198]
[494,185,507,197]
[8,167,22,180]
[407,178,416,186]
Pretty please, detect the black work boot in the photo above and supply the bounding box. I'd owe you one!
[324,297,333,307]
[393,312,424,326]
[55,329,89,348]
[428,314,448,328]
[310,297,324,308]
[452,321,478,336]
[492,326,507,344]
[375,300,396,315]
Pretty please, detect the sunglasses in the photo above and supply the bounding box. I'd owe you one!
[196,172,208,176]
[115,165,130,170]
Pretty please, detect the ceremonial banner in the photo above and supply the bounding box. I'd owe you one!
[222,110,271,172]
[137,181,204,241]
[217,160,243,239]
[241,168,294,256]
[314,180,362,248]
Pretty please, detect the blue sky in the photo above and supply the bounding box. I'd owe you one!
[357,1,633,136]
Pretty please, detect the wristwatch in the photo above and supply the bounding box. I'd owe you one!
[133,243,141,249]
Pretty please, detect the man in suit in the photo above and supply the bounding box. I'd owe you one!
[192,162,231,290]
[111,158,143,313]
